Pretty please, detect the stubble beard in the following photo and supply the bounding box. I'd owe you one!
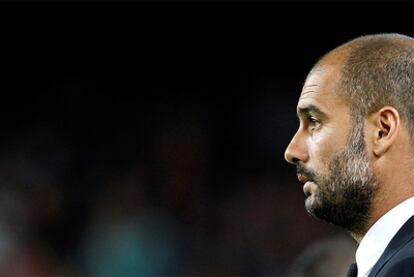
[302,121,378,234]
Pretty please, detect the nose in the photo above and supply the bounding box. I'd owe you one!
[284,130,309,164]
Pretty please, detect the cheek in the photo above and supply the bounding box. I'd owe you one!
[307,129,343,169]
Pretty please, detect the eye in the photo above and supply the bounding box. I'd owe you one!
[308,116,321,131]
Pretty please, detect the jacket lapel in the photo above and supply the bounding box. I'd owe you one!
[368,215,414,277]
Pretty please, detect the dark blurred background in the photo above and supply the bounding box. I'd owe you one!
[0,1,411,276]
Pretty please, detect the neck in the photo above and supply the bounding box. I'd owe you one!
[350,191,414,244]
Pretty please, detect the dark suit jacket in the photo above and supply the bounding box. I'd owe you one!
[368,215,414,276]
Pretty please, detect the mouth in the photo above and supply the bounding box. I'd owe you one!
[297,174,313,197]
[303,182,313,197]
[297,174,309,184]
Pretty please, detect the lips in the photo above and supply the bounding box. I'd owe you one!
[297,174,313,196]
[303,182,313,197]
[297,174,309,184]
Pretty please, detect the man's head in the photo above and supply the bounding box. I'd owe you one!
[284,34,414,236]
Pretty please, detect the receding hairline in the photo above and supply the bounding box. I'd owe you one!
[304,33,414,105]
[308,33,414,80]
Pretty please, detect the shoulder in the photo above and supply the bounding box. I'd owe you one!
[378,238,414,276]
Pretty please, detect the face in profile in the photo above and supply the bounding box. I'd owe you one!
[284,65,378,234]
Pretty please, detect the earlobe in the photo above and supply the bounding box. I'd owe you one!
[372,106,400,157]
[373,140,384,156]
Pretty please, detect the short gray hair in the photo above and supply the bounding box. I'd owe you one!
[317,34,414,140]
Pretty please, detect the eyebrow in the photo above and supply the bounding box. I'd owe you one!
[297,104,328,120]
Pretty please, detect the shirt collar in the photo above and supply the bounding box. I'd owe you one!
[355,196,414,277]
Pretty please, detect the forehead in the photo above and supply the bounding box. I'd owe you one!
[298,65,347,112]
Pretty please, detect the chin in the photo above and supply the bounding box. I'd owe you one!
[304,194,316,213]
[304,192,326,219]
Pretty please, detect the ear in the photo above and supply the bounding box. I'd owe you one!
[370,106,400,157]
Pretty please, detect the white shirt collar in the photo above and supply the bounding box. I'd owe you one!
[356,196,414,277]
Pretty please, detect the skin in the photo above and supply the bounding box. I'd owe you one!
[288,65,352,198]
[284,51,414,242]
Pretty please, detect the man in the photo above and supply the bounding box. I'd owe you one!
[284,33,414,277]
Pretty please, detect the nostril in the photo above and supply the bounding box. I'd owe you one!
[284,150,299,165]
[291,157,300,164]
